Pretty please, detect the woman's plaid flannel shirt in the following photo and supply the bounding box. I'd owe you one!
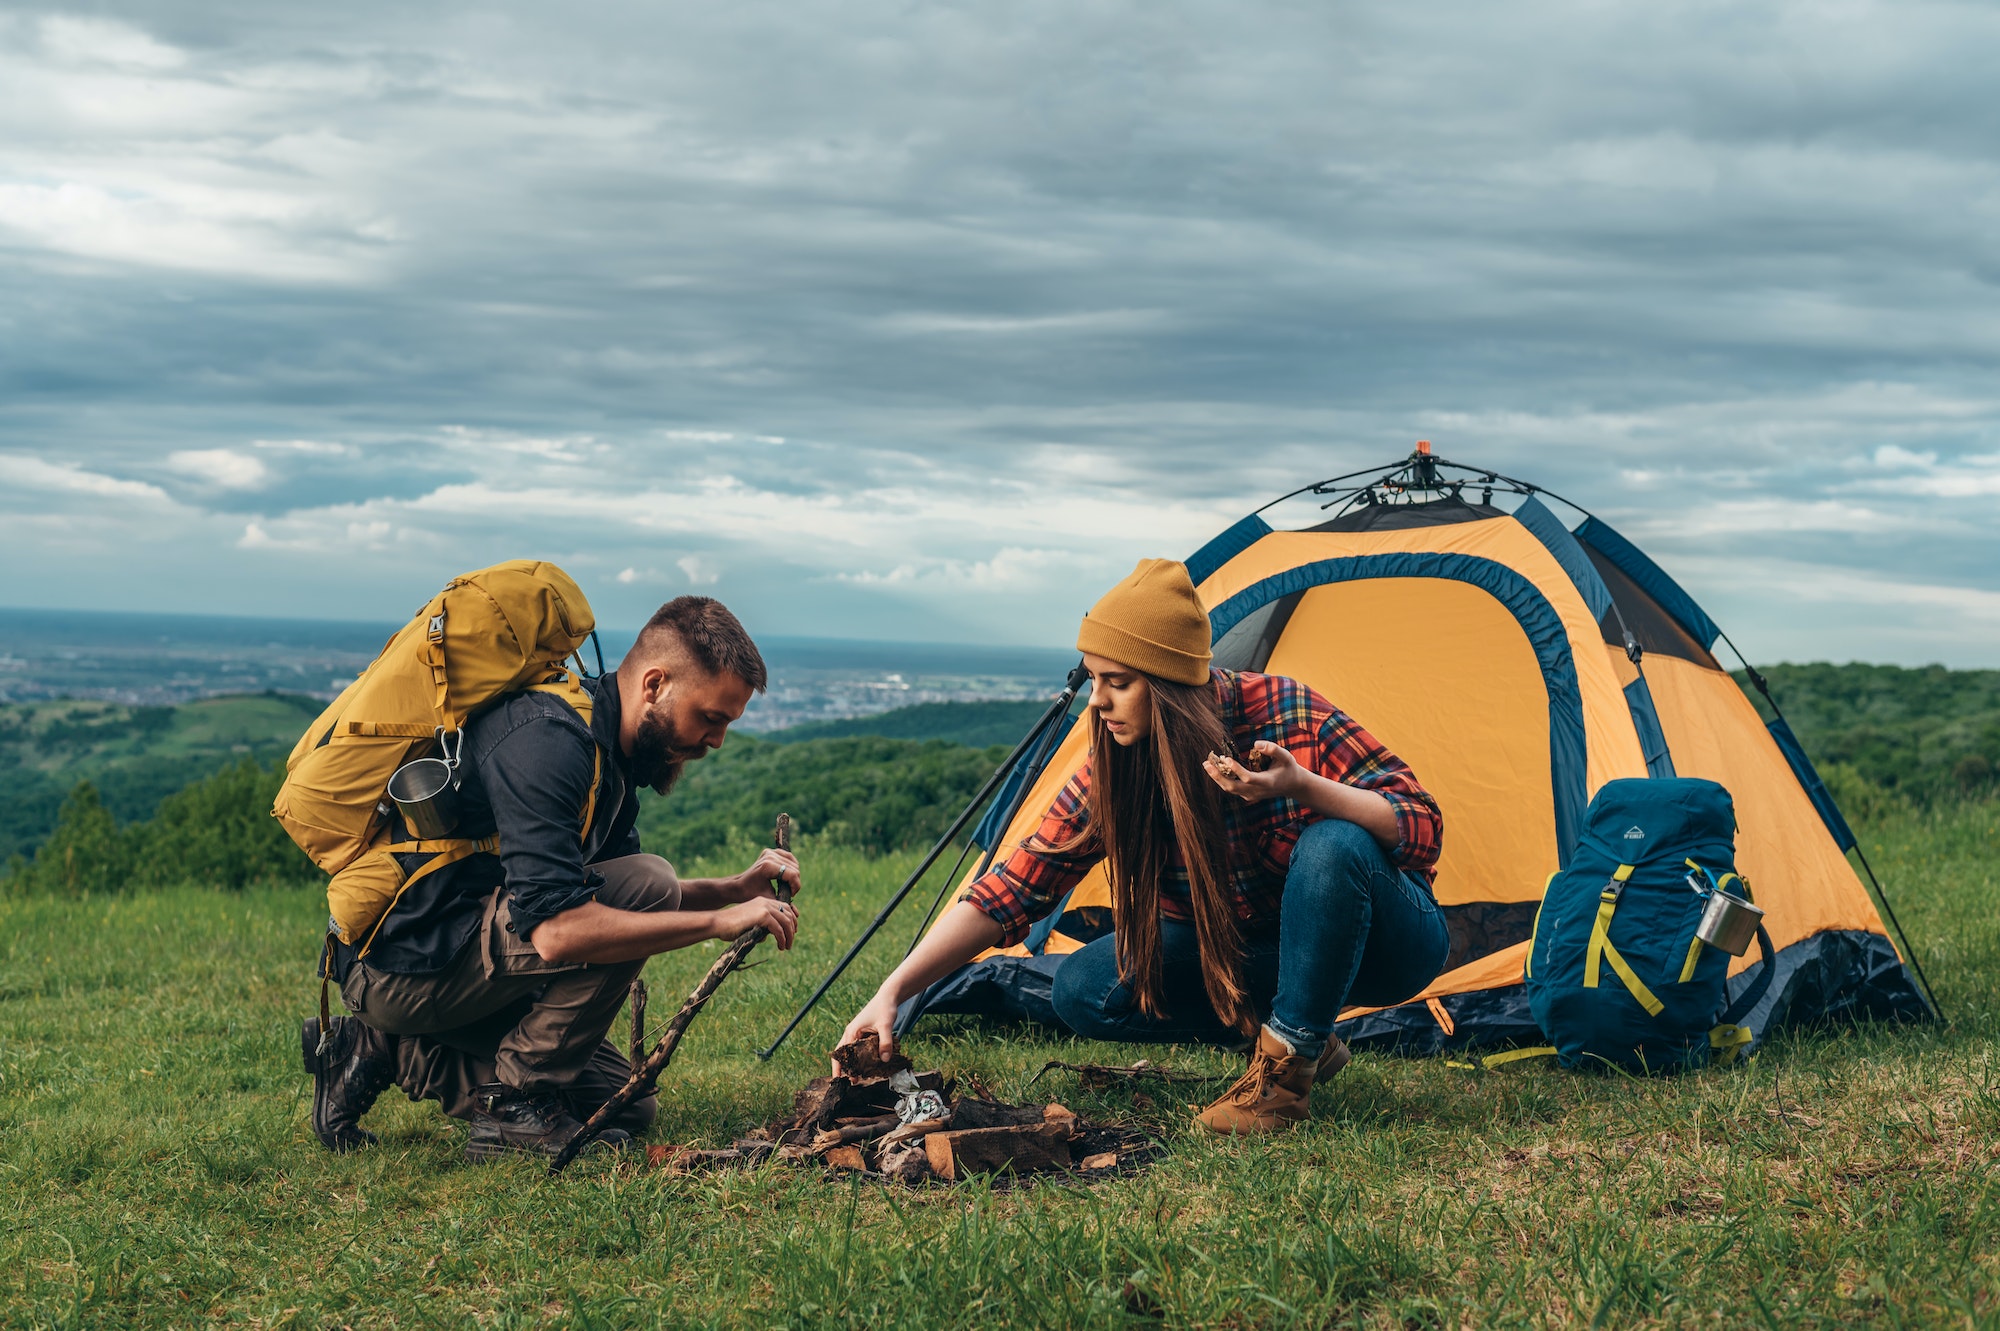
[963,670,1444,948]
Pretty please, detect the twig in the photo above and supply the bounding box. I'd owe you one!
[809,1115,902,1153]
[1026,1059,1232,1090]
[627,977,647,1071]
[551,813,795,1175]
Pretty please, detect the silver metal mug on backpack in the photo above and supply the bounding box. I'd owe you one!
[1688,866,1766,956]
[386,727,467,839]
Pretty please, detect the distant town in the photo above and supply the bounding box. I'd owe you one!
[0,606,1074,732]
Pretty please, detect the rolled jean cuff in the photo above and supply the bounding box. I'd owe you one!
[1263,1015,1326,1060]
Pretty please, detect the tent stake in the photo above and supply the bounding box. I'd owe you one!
[756,661,1089,1062]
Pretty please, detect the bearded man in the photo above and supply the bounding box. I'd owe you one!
[303,596,802,1161]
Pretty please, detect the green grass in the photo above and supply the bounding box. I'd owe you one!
[2,804,1998,1328]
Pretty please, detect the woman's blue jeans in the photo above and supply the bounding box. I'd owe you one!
[1049,819,1449,1056]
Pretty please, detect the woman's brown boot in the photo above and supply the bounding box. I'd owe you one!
[1197,1027,1343,1133]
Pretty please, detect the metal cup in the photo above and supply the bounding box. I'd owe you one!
[387,756,461,839]
[1695,889,1765,956]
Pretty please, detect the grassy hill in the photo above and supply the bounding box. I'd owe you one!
[0,693,321,864]
[767,699,1052,748]
[1,795,1994,1325]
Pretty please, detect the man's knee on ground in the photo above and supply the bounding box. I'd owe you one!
[592,853,682,912]
[610,1093,657,1136]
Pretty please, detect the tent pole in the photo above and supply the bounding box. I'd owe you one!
[756,661,1090,1061]
[896,690,1078,960]
[1850,842,1945,1021]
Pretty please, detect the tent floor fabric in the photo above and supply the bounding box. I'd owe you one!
[639,1040,1162,1185]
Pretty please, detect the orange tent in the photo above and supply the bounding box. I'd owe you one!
[901,449,1933,1053]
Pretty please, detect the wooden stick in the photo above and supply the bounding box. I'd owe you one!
[550,813,795,1174]
[627,977,648,1071]
[808,1114,901,1153]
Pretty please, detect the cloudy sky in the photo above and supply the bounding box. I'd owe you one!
[2,1,1996,665]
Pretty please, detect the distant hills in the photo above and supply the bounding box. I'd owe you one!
[0,693,319,864]
[4,666,1995,874]
[766,699,1055,748]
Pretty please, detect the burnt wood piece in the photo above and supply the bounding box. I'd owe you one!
[951,1098,1049,1131]
[551,813,796,1175]
[810,1114,902,1152]
[922,1123,1072,1181]
[875,1118,951,1150]
[786,1076,851,1133]
[647,1145,752,1173]
[832,1033,911,1081]
[822,1145,869,1171]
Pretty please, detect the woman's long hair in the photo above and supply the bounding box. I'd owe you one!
[1060,673,1252,1036]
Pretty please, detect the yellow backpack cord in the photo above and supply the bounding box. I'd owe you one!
[1582,865,1666,1017]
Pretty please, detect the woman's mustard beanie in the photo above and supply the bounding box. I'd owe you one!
[1076,559,1212,685]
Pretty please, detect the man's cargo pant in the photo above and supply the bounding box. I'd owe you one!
[340,854,680,1133]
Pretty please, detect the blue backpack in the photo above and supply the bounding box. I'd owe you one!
[1524,778,1774,1073]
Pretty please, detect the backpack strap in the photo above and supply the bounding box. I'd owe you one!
[1583,865,1666,1017]
[1708,923,1777,1064]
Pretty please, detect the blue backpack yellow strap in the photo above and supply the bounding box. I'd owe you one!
[1524,870,1560,980]
[1481,1046,1558,1069]
[1582,864,1666,1017]
[1707,1024,1754,1065]
[1678,936,1705,983]
[1584,859,1632,983]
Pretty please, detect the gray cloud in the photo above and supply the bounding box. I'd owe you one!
[1,1,1996,662]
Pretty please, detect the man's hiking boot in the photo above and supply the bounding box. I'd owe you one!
[1196,1027,1348,1134]
[465,1083,630,1163]
[302,1015,397,1152]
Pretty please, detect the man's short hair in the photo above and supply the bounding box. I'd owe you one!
[632,596,768,692]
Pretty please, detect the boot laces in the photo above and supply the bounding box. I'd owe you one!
[1224,1051,1283,1106]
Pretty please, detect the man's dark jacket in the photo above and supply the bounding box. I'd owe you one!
[328,672,639,980]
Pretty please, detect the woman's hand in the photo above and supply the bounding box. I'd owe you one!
[837,990,903,1070]
[1203,740,1302,802]
[827,900,1004,1073]
[729,847,802,902]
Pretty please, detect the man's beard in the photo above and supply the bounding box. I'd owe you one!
[630,703,701,796]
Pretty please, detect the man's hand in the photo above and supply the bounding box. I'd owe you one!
[715,895,799,950]
[836,990,902,1071]
[729,848,802,902]
[1203,740,1302,803]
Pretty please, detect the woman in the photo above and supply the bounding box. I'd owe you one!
[839,558,1449,1133]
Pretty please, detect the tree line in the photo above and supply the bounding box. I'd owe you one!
[5,663,1996,895]
[2,735,1010,895]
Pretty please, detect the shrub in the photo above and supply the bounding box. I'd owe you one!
[6,781,131,895]
[2,760,317,895]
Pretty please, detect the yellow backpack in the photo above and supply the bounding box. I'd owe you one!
[274,560,599,951]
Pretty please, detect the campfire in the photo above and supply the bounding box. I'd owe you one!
[646,1037,1160,1184]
